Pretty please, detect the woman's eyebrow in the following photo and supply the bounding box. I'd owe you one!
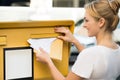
[84,17,86,20]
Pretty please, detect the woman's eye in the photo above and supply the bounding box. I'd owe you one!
[84,19,88,22]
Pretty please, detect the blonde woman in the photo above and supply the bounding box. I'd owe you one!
[35,0,120,80]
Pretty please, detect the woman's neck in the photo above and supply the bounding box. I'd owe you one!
[96,31,118,49]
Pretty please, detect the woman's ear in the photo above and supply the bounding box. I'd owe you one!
[98,18,105,28]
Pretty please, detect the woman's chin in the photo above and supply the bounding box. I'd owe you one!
[88,34,94,37]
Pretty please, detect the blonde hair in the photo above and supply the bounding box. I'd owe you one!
[85,0,120,32]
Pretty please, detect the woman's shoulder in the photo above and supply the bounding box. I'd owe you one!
[82,45,103,53]
[79,45,108,57]
[76,46,101,63]
[79,46,100,56]
[80,45,120,56]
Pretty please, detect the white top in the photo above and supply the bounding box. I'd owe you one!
[72,45,120,80]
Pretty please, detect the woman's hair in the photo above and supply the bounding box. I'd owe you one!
[84,0,120,32]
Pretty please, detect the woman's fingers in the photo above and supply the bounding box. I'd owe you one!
[39,48,44,53]
[55,27,75,43]
[54,27,68,33]
[34,48,51,64]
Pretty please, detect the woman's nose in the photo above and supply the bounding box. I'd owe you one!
[83,22,86,28]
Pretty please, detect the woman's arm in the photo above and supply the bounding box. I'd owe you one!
[54,27,85,52]
[34,27,85,80]
[35,48,84,80]
[72,38,85,52]
[35,48,65,80]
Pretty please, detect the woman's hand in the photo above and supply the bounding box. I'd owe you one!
[54,27,76,43]
[34,48,52,64]
[55,27,85,52]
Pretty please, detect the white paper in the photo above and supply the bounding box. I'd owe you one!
[27,38,56,53]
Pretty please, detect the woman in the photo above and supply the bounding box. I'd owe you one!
[35,0,120,80]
